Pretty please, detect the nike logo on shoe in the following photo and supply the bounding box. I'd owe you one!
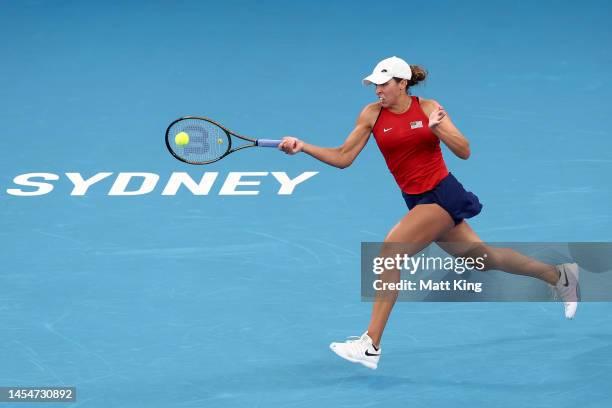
[365,350,380,357]
[562,269,569,287]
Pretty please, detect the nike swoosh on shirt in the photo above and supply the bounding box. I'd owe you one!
[383,128,392,132]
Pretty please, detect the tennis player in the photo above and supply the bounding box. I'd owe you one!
[278,56,580,370]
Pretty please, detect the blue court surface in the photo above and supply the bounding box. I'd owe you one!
[1,1,611,407]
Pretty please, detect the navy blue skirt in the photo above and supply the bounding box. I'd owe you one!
[401,173,483,225]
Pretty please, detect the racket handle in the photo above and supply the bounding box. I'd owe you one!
[256,139,281,148]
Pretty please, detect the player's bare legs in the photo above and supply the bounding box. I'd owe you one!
[437,222,579,318]
[436,222,558,284]
[366,204,455,346]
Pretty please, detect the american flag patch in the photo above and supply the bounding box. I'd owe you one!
[410,121,423,129]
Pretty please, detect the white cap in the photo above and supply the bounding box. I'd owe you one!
[362,56,412,85]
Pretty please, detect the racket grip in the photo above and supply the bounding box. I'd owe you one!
[256,139,282,148]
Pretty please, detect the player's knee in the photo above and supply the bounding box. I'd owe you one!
[477,247,498,271]
[380,239,424,261]
[462,244,497,271]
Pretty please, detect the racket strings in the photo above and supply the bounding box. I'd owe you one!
[168,119,229,163]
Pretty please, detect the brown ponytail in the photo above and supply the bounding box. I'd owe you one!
[407,65,427,87]
[393,64,427,93]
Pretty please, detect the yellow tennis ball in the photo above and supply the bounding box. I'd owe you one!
[217,138,223,144]
[175,131,189,146]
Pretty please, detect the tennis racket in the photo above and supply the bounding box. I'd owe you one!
[165,116,281,165]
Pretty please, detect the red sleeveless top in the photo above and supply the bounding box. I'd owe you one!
[372,96,449,194]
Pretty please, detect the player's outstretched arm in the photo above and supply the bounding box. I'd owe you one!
[278,103,380,169]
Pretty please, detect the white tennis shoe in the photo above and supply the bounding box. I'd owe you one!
[553,263,580,319]
[330,332,381,369]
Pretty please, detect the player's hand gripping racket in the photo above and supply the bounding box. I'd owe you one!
[165,116,281,165]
